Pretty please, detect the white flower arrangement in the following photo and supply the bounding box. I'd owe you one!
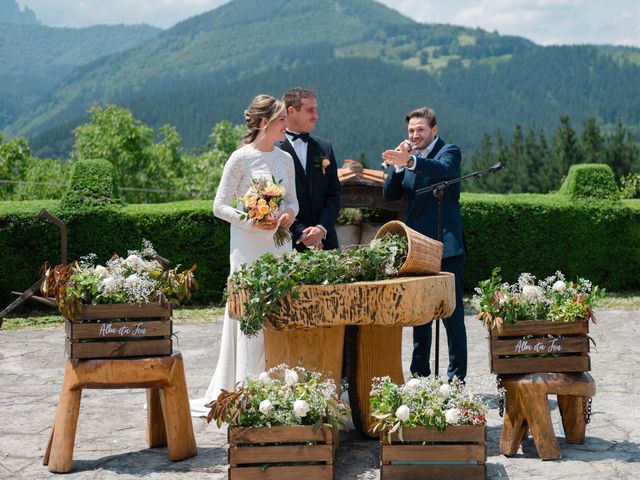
[40,239,198,320]
[475,267,605,330]
[207,364,351,430]
[369,376,487,440]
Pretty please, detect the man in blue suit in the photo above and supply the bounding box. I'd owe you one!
[279,87,341,251]
[382,107,467,382]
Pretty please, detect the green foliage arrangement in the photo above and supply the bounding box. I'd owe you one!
[228,234,408,337]
[558,163,620,200]
[369,376,487,441]
[207,364,351,430]
[59,158,120,213]
[40,240,198,320]
[474,267,605,331]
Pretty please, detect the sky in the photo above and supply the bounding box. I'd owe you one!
[15,0,640,48]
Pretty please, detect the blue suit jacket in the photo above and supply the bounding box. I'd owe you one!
[383,137,465,258]
[277,135,341,251]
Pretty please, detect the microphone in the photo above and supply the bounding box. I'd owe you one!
[487,162,503,173]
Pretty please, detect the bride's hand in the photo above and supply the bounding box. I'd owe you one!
[277,208,295,229]
[253,216,278,230]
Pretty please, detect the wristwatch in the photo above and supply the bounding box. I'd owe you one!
[406,155,415,169]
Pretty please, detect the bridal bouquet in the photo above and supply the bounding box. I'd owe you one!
[206,364,351,430]
[40,239,198,320]
[238,176,292,248]
[369,376,487,440]
[474,267,605,331]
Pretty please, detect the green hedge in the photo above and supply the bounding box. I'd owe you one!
[0,200,229,307]
[558,163,620,201]
[461,193,640,291]
[1,194,640,307]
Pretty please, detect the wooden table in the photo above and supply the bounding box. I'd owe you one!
[257,273,456,434]
[43,352,197,473]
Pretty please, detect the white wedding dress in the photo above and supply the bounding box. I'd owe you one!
[190,144,298,416]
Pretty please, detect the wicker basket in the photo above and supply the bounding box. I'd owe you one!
[374,221,442,275]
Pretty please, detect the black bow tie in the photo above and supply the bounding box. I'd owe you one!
[287,131,310,143]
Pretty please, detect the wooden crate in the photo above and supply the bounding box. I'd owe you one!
[380,425,486,480]
[228,425,335,480]
[65,303,172,359]
[489,319,590,375]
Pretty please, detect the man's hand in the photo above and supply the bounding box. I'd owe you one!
[299,226,325,249]
[381,141,413,167]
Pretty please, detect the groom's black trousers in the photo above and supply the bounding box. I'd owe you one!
[409,254,467,382]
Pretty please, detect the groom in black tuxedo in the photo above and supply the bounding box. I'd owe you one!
[279,87,341,251]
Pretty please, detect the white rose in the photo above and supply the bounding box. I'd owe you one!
[101,276,117,292]
[93,265,108,278]
[439,383,452,397]
[259,399,272,415]
[284,369,299,386]
[405,378,421,390]
[395,405,410,421]
[125,273,140,285]
[124,254,145,271]
[522,285,542,301]
[552,280,566,292]
[445,408,461,425]
[258,372,270,383]
[293,399,309,417]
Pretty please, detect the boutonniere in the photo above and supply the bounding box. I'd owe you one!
[314,156,331,175]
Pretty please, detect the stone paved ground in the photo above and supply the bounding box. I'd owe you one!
[1,309,639,479]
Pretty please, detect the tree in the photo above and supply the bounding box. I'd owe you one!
[178,120,245,198]
[550,115,581,187]
[0,133,33,200]
[71,104,186,202]
[580,116,603,165]
[604,120,640,181]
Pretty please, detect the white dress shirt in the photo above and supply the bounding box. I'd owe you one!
[285,131,309,172]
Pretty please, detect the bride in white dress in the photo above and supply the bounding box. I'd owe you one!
[190,95,298,416]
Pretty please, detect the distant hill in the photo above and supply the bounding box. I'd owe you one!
[0,0,39,25]
[5,0,640,163]
[0,22,161,129]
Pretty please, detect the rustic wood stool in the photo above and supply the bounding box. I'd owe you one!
[500,372,595,460]
[43,352,197,473]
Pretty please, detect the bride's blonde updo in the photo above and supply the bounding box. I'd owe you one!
[243,94,285,144]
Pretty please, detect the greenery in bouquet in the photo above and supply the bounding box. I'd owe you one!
[475,267,605,331]
[369,376,487,441]
[206,364,351,431]
[228,233,408,336]
[40,239,198,320]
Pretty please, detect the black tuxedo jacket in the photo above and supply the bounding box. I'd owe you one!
[277,135,341,251]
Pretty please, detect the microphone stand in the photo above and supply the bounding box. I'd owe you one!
[415,162,504,378]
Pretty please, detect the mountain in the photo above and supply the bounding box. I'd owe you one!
[0,0,39,25]
[5,0,640,163]
[0,22,161,129]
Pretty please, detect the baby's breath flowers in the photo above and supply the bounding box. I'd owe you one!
[206,364,351,430]
[369,376,487,441]
[40,240,198,320]
[474,267,605,331]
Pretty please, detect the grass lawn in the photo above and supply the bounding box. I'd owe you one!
[2,293,639,331]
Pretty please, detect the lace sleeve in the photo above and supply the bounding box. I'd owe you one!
[282,151,299,217]
[213,150,253,231]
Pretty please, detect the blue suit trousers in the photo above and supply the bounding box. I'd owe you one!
[410,254,467,382]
